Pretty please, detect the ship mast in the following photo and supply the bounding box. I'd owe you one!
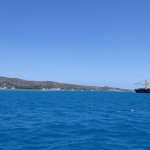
[135,80,149,90]
[135,80,150,93]
[145,80,148,90]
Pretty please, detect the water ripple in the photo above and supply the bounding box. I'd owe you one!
[0,91,150,149]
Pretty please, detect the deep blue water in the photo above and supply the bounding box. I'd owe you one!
[0,91,150,150]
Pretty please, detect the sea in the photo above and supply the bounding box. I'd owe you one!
[0,90,150,150]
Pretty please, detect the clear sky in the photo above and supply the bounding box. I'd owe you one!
[0,0,150,89]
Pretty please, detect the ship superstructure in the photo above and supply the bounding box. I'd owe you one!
[135,80,150,93]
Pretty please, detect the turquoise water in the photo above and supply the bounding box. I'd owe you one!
[0,91,150,150]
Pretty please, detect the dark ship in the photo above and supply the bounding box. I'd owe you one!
[135,80,150,93]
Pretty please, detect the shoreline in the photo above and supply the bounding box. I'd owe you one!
[0,89,132,92]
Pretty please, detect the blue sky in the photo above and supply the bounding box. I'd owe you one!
[0,0,150,89]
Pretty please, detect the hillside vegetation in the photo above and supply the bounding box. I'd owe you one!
[0,77,130,92]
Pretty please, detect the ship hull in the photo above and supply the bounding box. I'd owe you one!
[135,89,150,93]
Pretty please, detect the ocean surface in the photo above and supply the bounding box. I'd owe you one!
[0,90,150,150]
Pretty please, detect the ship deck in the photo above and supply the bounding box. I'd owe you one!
[135,88,150,93]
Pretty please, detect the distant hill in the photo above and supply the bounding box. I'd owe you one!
[0,76,130,92]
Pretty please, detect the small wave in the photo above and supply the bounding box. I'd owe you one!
[130,109,134,112]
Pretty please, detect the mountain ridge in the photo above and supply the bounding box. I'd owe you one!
[0,76,131,92]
